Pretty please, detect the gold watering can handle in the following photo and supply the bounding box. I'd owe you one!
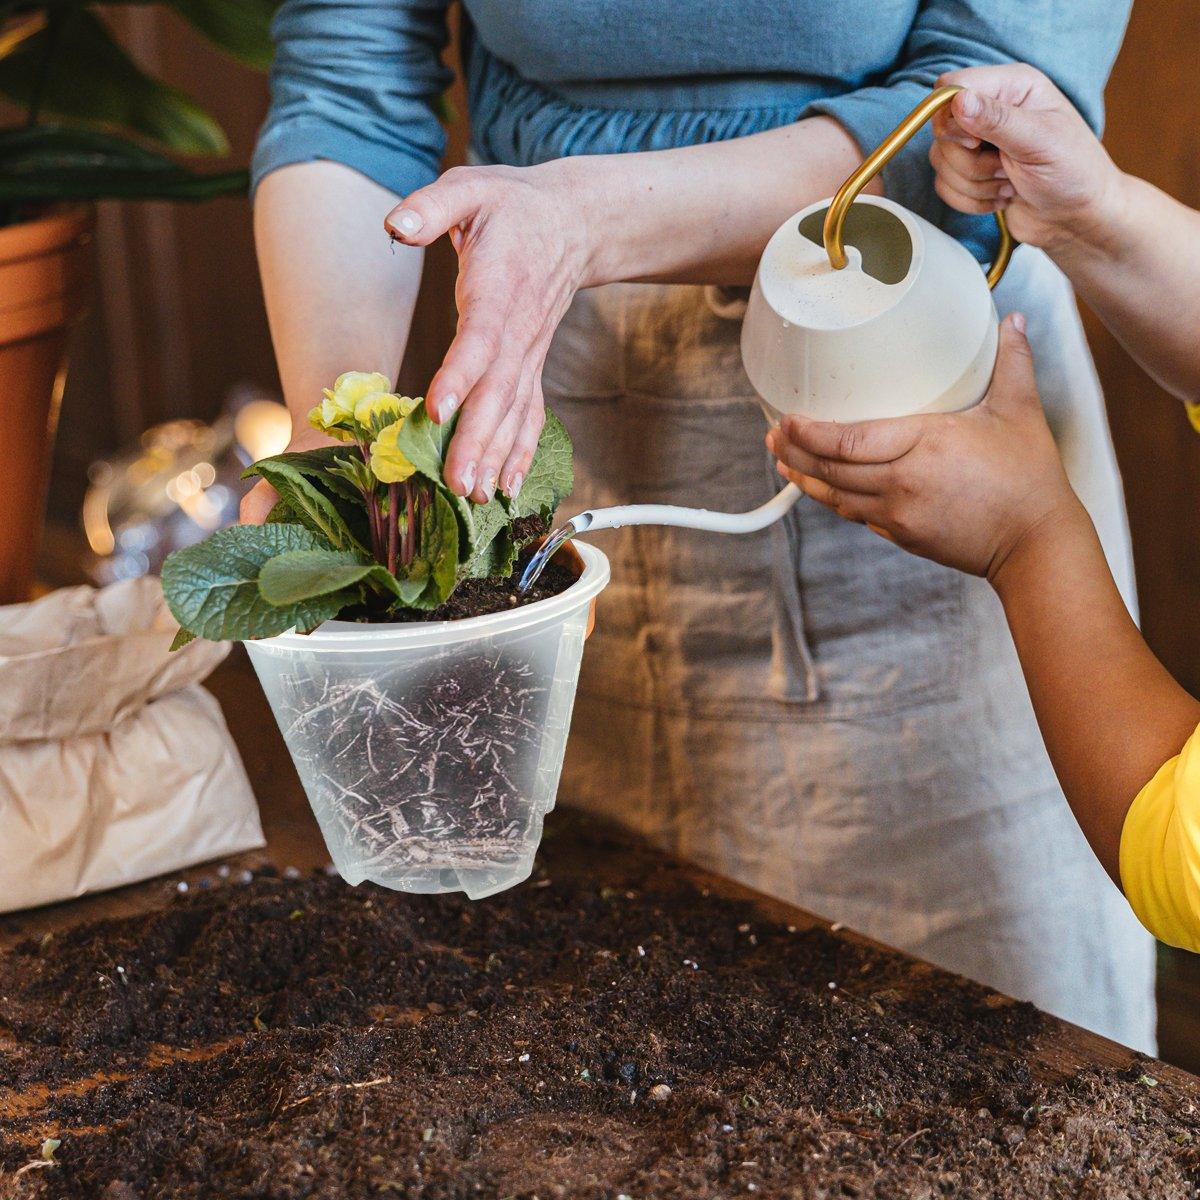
[822,84,1015,290]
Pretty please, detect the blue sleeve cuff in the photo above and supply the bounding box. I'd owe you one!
[804,81,996,266]
[251,113,442,201]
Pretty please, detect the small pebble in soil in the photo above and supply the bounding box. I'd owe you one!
[648,1084,673,1102]
[283,866,301,880]
[217,865,231,879]
[175,881,188,894]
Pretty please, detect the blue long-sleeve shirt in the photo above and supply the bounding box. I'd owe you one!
[252,0,1130,261]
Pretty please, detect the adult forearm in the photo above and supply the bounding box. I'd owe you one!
[575,115,875,288]
[992,501,1200,883]
[1052,173,1200,406]
[255,161,424,424]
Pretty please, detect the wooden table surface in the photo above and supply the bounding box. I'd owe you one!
[3,649,1196,1097]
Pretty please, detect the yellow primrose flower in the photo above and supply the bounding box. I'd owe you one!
[369,418,416,484]
[308,371,393,439]
[354,391,419,434]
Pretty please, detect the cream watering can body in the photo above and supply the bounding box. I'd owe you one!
[743,85,1014,423]
[742,194,1000,422]
[519,87,1015,592]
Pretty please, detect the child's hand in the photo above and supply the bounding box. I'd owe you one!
[766,315,1082,584]
[931,64,1126,257]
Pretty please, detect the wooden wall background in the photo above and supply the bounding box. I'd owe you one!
[42,3,1200,1064]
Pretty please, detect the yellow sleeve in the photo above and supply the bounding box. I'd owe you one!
[1119,725,1200,952]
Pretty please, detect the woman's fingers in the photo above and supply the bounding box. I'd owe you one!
[783,469,885,527]
[472,359,536,502]
[384,166,484,248]
[777,412,925,464]
[426,265,517,428]
[934,173,1007,216]
[239,478,279,526]
[500,385,546,498]
[443,334,530,499]
[931,138,1003,182]
[930,141,1011,202]
[767,429,895,494]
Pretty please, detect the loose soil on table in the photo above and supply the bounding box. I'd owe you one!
[1,819,1197,1199]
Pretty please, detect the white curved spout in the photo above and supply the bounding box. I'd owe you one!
[518,483,802,593]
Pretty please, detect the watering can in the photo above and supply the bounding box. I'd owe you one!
[520,85,1014,592]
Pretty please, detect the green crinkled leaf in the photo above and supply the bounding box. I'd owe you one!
[395,400,455,484]
[410,488,460,609]
[460,494,511,578]
[0,124,246,202]
[259,548,417,607]
[161,524,350,641]
[168,627,196,652]
[0,9,228,155]
[257,447,365,503]
[508,409,573,520]
[244,457,363,553]
[465,527,518,581]
[259,549,374,606]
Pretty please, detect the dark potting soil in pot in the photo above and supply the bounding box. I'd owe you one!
[339,519,577,624]
[1,819,1197,1199]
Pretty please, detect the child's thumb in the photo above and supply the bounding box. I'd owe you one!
[983,314,1040,414]
[953,89,1047,162]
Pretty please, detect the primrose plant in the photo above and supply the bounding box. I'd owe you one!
[162,373,573,647]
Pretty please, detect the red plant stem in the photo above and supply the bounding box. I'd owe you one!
[365,491,384,565]
[387,483,399,576]
[404,483,417,566]
[357,439,387,567]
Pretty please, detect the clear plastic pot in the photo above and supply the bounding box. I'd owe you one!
[245,541,609,899]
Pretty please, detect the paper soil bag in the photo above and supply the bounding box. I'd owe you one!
[0,577,264,913]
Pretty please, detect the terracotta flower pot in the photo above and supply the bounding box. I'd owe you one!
[0,205,93,603]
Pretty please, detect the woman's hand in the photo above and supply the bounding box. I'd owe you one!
[930,64,1127,257]
[766,315,1083,585]
[384,160,596,503]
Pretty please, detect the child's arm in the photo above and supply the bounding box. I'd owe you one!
[767,317,1200,902]
[932,64,1200,409]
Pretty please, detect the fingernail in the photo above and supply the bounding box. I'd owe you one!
[481,471,497,502]
[993,167,1009,179]
[1011,312,1027,334]
[958,90,982,118]
[389,208,424,237]
[508,472,523,499]
[439,392,460,419]
[460,462,476,494]
[998,183,1015,199]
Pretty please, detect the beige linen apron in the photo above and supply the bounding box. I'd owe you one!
[544,245,1156,1052]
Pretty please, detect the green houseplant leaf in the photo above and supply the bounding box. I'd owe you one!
[244,456,366,554]
[411,487,460,609]
[508,410,573,520]
[0,125,246,201]
[0,8,229,155]
[259,548,424,607]
[158,0,275,70]
[161,523,351,642]
[394,401,454,484]
[0,2,276,70]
